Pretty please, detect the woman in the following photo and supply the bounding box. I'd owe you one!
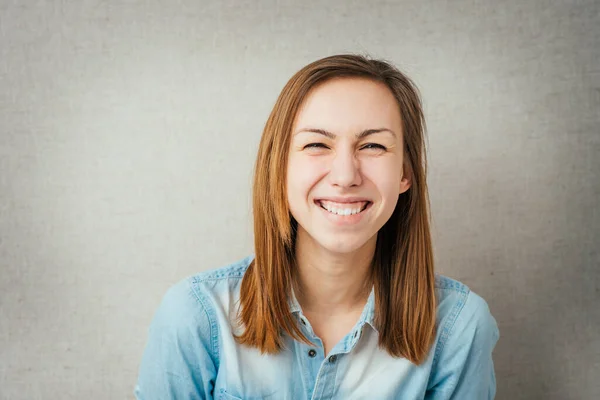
[135,54,499,399]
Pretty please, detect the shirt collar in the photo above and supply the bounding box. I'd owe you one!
[288,286,302,314]
[360,286,377,332]
[288,286,378,333]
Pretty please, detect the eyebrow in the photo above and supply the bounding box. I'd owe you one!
[294,128,396,140]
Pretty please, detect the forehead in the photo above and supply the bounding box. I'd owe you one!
[293,77,402,133]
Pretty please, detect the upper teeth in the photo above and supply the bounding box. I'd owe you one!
[319,200,367,216]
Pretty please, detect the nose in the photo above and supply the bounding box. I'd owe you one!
[328,148,362,188]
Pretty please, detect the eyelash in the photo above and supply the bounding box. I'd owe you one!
[304,143,387,151]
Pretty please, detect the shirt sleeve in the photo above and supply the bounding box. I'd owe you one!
[425,290,500,400]
[134,279,219,400]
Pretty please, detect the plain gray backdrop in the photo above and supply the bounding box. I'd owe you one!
[1,0,598,399]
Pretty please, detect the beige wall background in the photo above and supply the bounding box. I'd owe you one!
[1,0,598,399]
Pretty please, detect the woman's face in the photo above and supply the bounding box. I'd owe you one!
[286,77,411,255]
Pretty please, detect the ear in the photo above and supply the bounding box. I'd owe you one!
[399,162,412,195]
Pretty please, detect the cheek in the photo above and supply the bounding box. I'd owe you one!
[286,156,326,196]
[286,157,323,221]
[361,160,402,196]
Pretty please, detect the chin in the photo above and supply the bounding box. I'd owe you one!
[316,234,372,255]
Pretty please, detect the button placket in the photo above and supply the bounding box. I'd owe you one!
[312,352,340,399]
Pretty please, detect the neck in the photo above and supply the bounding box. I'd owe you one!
[293,228,375,317]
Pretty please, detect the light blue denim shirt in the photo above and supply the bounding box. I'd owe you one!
[135,255,499,399]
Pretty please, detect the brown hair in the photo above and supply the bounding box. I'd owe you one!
[236,54,436,364]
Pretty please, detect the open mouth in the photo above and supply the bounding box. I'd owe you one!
[315,199,372,216]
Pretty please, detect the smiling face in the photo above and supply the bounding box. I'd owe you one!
[286,77,412,256]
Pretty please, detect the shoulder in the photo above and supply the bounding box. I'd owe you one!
[189,254,254,284]
[143,255,255,371]
[167,253,253,303]
[433,275,499,363]
[434,274,471,324]
[434,274,496,326]
[150,255,254,336]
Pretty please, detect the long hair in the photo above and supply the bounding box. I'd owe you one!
[236,54,436,364]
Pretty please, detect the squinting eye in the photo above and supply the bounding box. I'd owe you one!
[361,143,387,151]
[303,143,329,150]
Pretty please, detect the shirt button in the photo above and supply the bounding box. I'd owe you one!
[308,349,317,358]
[328,355,337,363]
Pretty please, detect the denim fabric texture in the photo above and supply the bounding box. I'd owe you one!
[135,255,499,399]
